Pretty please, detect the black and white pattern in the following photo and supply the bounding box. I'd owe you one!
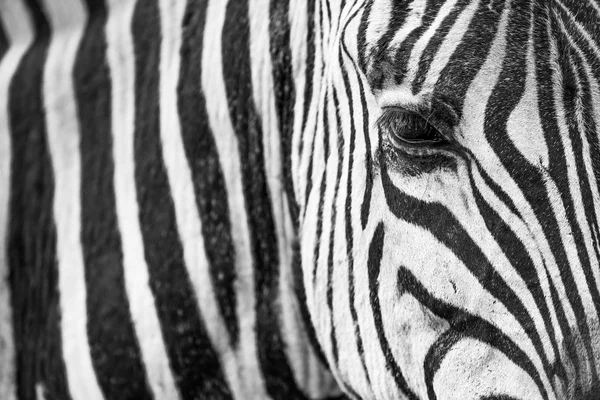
[1,0,599,399]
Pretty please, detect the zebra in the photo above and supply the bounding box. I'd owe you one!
[1,0,599,400]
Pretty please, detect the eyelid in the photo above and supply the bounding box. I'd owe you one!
[377,107,448,145]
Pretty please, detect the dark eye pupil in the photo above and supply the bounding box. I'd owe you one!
[378,108,444,145]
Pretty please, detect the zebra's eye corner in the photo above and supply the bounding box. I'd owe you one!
[377,107,448,150]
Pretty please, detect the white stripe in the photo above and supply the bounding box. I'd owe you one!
[105,1,180,398]
[41,1,103,399]
[0,2,34,399]
[202,1,266,398]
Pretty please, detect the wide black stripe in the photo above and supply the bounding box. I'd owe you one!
[469,171,567,383]
[75,1,153,398]
[553,7,600,280]
[490,2,598,384]
[411,0,471,93]
[221,1,306,398]
[269,0,300,228]
[367,1,410,89]
[131,1,233,398]
[379,148,550,399]
[367,224,418,400]
[399,263,543,400]
[484,2,598,382]
[176,0,239,349]
[8,1,72,399]
[391,0,447,84]
[565,31,600,301]
[433,0,507,121]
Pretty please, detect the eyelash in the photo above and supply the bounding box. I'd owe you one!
[377,107,446,146]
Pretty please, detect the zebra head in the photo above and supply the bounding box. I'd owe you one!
[295,1,600,399]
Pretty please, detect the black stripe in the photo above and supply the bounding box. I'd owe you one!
[8,1,72,399]
[299,0,316,161]
[177,0,239,349]
[545,263,582,388]
[292,239,332,370]
[75,1,153,398]
[484,3,589,384]
[326,90,342,367]
[284,0,330,367]
[484,1,597,382]
[337,35,374,389]
[433,0,507,121]
[391,0,447,84]
[367,1,410,89]
[131,1,233,398]
[367,224,418,400]
[312,91,332,286]
[411,0,471,93]
[356,0,374,73]
[469,171,567,383]
[379,149,549,399]
[221,1,306,398]
[560,37,600,333]
[0,14,8,59]
[555,6,600,330]
[338,8,373,230]
[565,29,600,321]
[395,263,542,400]
[312,167,327,286]
[269,0,300,228]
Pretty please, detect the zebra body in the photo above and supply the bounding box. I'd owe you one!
[1,0,600,399]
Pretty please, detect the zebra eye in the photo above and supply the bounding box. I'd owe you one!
[378,107,446,146]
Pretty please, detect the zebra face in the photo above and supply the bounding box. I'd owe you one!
[297,1,600,399]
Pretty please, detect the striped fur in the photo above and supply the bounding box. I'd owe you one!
[299,1,600,399]
[0,0,339,399]
[2,0,600,399]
